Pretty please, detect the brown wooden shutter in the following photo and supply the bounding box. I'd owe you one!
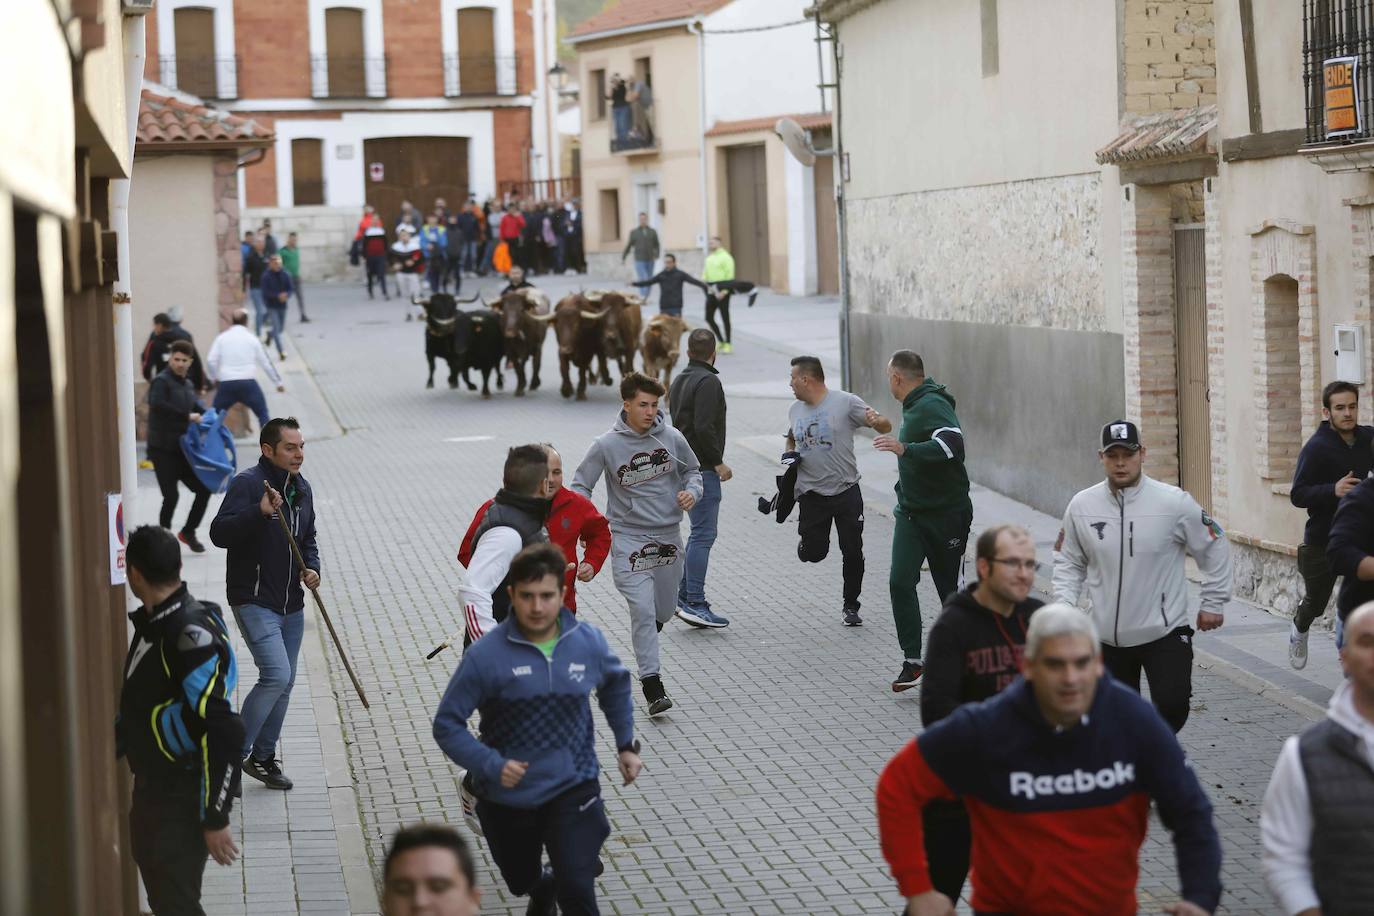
[292,139,325,206]
[173,7,216,97]
[325,8,366,97]
[457,7,496,94]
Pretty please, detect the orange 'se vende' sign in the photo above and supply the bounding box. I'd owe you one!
[1325,55,1361,138]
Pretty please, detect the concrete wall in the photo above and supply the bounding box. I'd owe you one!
[702,0,826,125]
[243,205,361,282]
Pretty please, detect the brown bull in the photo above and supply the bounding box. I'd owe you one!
[485,288,550,397]
[549,294,612,400]
[640,314,693,394]
[588,290,643,381]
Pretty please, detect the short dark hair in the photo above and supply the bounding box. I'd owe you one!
[153,312,172,327]
[125,525,182,587]
[168,340,195,358]
[620,371,665,401]
[384,824,477,887]
[686,328,716,360]
[508,542,568,588]
[889,350,925,378]
[664,253,676,263]
[261,416,301,449]
[1323,380,1360,409]
[975,524,1032,565]
[503,444,550,496]
[790,355,824,382]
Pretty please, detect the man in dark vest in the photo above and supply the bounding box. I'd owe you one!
[456,445,553,646]
[1262,600,1374,914]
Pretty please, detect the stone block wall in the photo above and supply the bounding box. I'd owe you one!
[1231,538,1336,628]
[244,207,362,283]
[585,249,704,286]
[1123,0,1216,114]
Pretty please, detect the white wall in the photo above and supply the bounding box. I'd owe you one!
[702,0,826,125]
[272,110,497,208]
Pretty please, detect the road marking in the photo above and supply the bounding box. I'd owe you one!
[443,435,495,443]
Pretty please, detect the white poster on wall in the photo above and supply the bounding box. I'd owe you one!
[108,492,126,586]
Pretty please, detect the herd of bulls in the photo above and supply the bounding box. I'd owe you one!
[416,289,696,400]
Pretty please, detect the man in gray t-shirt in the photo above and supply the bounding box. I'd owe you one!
[785,356,891,625]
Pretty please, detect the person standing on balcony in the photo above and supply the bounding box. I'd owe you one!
[280,232,309,323]
[608,74,630,144]
[629,74,654,144]
[622,213,660,296]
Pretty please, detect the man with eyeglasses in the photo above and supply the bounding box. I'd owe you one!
[918,524,1044,905]
[1052,420,1232,733]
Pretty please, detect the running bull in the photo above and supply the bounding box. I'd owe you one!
[640,313,693,394]
[548,293,613,400]
[484,288,551,397]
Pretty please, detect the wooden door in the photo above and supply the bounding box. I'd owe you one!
[812,147,839,295]
[292,139,324,205]
[457,8,496,94]
[1174,225,1212,510]
[325,7,366,97]
[726,144,770,284]
[173,7,216,97]
[364,137,470,227]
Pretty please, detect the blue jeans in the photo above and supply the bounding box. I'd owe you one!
[232,603,305,760]
[679,470,721,608]
[463,240,480,272]
[248,287,266,334]
[613,105,631,141]
[265,305,286,356]
[481,239,497,273]
[213,378,270,427]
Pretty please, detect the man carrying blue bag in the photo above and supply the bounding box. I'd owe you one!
[147,339,212,553]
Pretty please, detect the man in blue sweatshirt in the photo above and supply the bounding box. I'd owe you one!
[1290,380,1374,668]
[434,543,640,916]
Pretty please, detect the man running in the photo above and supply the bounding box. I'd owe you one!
[917,524,1043,904]
[631,253,709,317]
[1052,420,1232,733]
[146,340,212,552]
[572,371,702,716]
[877,604,1222,916]
[1288,380,1374,667]
[874,350,972,691]
[434,543,641,916]
[786,355,891,627]
[207,309,284,429]
[700,236,757,354]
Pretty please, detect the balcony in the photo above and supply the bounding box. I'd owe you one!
[157,56,239,100]
[1301,0,1374,171]
[310,55,388,99]
[609,103,658,154]
[442,54,519,97]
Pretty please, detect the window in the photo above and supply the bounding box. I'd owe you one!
[1303,0,1374,143]
[173,7,217,97]
[599,189,620,243]
[1258,275,1301,477]
[590,68,607,121]
[319,7,369,98]
[292,139,325,206]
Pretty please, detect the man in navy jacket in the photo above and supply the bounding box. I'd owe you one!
[434,543,640,916]
[209,417,319,792]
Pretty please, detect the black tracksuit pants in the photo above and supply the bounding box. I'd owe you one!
[130,785,209,915]
[796,483,864,608]
[1101,625,1194,732]
[1295,542,1337,631]
[148,446,211,533]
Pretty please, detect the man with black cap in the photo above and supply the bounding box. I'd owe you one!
[1051,420,1232,733]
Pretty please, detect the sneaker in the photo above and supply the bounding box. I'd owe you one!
[177,530,205,554]
[460,771,483,835]
[1290,622,1310,670]
[278,351,287,361]
[641,675,674,717]
[843,605,862,627]
[747,290,758,307]
[526,864,556,916]
[719,341,733,354]
[230,776,242,799]
[300,316,311,323]
[242,755,294,790]
[676,603,729,629]
[892,661,924,693]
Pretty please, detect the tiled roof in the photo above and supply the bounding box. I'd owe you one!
[136,90,273,150]
[568,0,733,40]
[706,111,831,138]
[1095,104,1217,165]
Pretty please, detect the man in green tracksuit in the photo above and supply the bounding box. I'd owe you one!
[874,349,972,692]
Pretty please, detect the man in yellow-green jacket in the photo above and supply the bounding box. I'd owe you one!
[702,236,758,354]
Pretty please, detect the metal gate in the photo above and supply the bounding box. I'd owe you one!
[1174,225,1212,510]
[363,137,470,225]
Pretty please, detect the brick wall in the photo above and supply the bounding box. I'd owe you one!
[244,113,279,206]
[234,2,311,99]
[513,0,534,96]
[1123,0,1216,114]
[383,0,444,97]
[493,107,532,186]
[1121,182,1181,484]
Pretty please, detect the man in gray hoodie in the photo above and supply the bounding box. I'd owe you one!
[572,372,703,716]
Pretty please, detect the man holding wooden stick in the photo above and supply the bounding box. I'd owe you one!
[211,417,320,792]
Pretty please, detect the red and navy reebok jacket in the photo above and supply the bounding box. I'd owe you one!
[876,673,1221,915]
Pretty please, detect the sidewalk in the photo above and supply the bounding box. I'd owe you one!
[132,347,378,916]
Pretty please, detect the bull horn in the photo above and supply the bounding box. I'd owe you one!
[456,292,481,304]
[412,295,430,305]
[579,309,610,320]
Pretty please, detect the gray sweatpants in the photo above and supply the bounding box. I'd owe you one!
[610,528,684,679]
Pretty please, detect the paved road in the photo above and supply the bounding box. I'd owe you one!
[287,277,1304,914]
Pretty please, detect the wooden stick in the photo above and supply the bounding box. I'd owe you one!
[266,481,371,709]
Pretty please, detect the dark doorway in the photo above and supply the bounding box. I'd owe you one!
[292,138,325,205]
[812,145,838,295]
[363,137,470,226]
[725,144,770,285]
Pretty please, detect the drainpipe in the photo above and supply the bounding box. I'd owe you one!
[693,19,709,259]
[113,11,147,558]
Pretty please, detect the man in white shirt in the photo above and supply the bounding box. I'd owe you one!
[207,309,284,427]
[1261,601,1374,915]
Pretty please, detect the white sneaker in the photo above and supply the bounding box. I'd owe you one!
[1289,622,1309,670]
[460,772,483,836]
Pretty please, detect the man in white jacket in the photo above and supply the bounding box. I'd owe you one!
[1261,601,1374,915]
[1052,420,1231,732]
[207,309,284,428]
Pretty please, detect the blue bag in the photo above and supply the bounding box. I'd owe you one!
[180,408,237,493]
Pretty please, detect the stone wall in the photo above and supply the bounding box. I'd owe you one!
[1123,0,1216,114]
[244,206,361,283]
[1231,539,1335,629]
[585,249,705,288]
[846,173,1106,331]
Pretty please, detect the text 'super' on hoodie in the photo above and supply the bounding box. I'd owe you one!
[570,409,703,533]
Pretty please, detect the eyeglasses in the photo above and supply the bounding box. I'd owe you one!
[989,558,1041,573]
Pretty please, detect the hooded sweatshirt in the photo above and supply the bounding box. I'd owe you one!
[571,409,703,533]
[894,378,971,513]
[1261,682,1374,915]
[1291,420,1374,547]
[920,585,1043,726]
[1328,476,1374,620]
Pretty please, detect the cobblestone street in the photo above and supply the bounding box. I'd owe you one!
[285,279,1312,915]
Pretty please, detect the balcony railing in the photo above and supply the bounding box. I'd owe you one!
[1303,0,1374,144]
[310,55,388,99]
[442,54,519,97]
[157,55,239,100]
[609,99,657,153]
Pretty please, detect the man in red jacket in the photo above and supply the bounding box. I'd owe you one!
[458,444,610,612]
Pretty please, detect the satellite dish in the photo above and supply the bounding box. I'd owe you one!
[775,118,816,167]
